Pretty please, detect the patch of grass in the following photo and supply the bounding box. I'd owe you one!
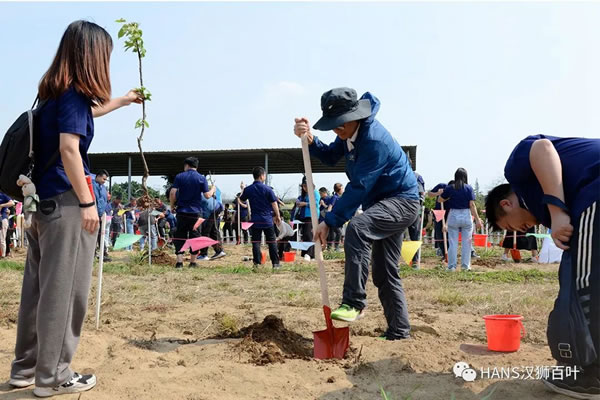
[212,265,255,275]
[399,266,556,284]
[214,312,239,336]
[0,260,24,271]
[323,250,345,260]
[97,262,171,276]
[435,289,467,306]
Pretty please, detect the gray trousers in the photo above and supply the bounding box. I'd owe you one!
[342,196,419,339]
[11,190,97,387]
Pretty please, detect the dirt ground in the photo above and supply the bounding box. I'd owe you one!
[0,243,569,399]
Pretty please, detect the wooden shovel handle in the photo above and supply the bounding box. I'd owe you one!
[300,134,330,308]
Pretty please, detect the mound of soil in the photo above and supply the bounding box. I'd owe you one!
[474,258,499,268]
[228,315,313,365]
[149,248,176,265]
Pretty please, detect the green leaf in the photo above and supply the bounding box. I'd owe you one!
[115,18,126,23]
[118,26,126,39]
[135,119,143,129]
[143,120,150,128]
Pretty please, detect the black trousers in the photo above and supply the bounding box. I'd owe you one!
[407,206,422,262]
[301,218,315,258]
[222,222,233,242]
[278,235,294,259]
[327,226,342,250]
[173,212,201,255]
[250,225,279,266]
[567,202,599,369]
[434,219,447,256]
[234,215,249,244]
[200,216,223,256]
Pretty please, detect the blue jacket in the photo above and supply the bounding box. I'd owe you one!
[309,92,419,228]
[200,195,223,219]
[92,178,108,218]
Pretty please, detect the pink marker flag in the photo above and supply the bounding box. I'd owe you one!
[180,236,218,252]
[432,210,445,222]
[192,218,205,231]
[15,202,22,215]
[241,222,254,230]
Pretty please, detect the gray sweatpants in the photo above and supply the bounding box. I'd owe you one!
[11,190,97,387]
[342,196,419,339]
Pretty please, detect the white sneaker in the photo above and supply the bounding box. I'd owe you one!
[9,376,35,388]
[304,254,312,262]
[210,251,226,260]
[501,254,511,262]
[33,373,96,398]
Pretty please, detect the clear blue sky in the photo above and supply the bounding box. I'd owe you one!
[1,2,599,200]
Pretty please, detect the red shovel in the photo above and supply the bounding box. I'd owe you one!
[511,230,521,262]
[299,131,350,360]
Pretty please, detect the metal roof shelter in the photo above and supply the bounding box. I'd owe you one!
[89,146,417,180]
[89,146,417,199]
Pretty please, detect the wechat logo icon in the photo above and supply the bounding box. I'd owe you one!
[453,362,477,382]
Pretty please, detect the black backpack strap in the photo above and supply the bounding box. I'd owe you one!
[28,94,58,177]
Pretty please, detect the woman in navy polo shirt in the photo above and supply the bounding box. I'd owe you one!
[440,168,483,271]
[9,21,141,397]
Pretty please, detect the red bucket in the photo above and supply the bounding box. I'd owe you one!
[483,315,526,352]
[282,251,295,262]
[473,234,488,247]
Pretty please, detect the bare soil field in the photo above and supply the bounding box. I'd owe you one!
[0,244,568,399]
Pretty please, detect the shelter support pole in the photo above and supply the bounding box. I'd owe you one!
[128,156,132,201]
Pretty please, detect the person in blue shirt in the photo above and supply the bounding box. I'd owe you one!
[326,183,344,251]
[0,191,15,258]
[109,196,124,247]
[122,196,137,251]
[164,208,177,239]
[486,135,600,398]
[407,158,426,267]
[319,187,330,224]
[169,157,215,268]
[295,176,321,261]
[197,191,225,261]
[240,167,281,269]
[92,170,110,261]
[294,87,419,340]
[439,168,483,271]
[9,20,141,396]
[428,182,449,259]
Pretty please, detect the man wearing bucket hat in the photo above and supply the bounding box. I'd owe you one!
[294,87,419,340]
[486,135,599,399]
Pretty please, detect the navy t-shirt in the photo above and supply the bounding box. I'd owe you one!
[172,170,210,214]
[441,184,475,209]
[431,183,447,210]
[34,87,94,200]
[0,192,12,219]
[240,181,277,227]
[505,135,600,227]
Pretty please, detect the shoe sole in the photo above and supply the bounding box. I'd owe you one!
[33,378,97,398]
[9,378,35,388]
[331,310,365,323]
[210,254,226,260]
[542,378,600,400]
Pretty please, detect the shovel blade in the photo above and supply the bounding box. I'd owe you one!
[313,305,350,359]
[511,249,521,262]
[313,326,350,359]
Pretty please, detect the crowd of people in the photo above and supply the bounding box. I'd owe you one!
[2,20,598,400]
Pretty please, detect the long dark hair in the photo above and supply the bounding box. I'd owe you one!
[39,20,113,105]
[453,168,468,190]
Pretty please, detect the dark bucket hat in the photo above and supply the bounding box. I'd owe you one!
[313,87,372,131]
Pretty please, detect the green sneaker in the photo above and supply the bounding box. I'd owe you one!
[330,304,364,322]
